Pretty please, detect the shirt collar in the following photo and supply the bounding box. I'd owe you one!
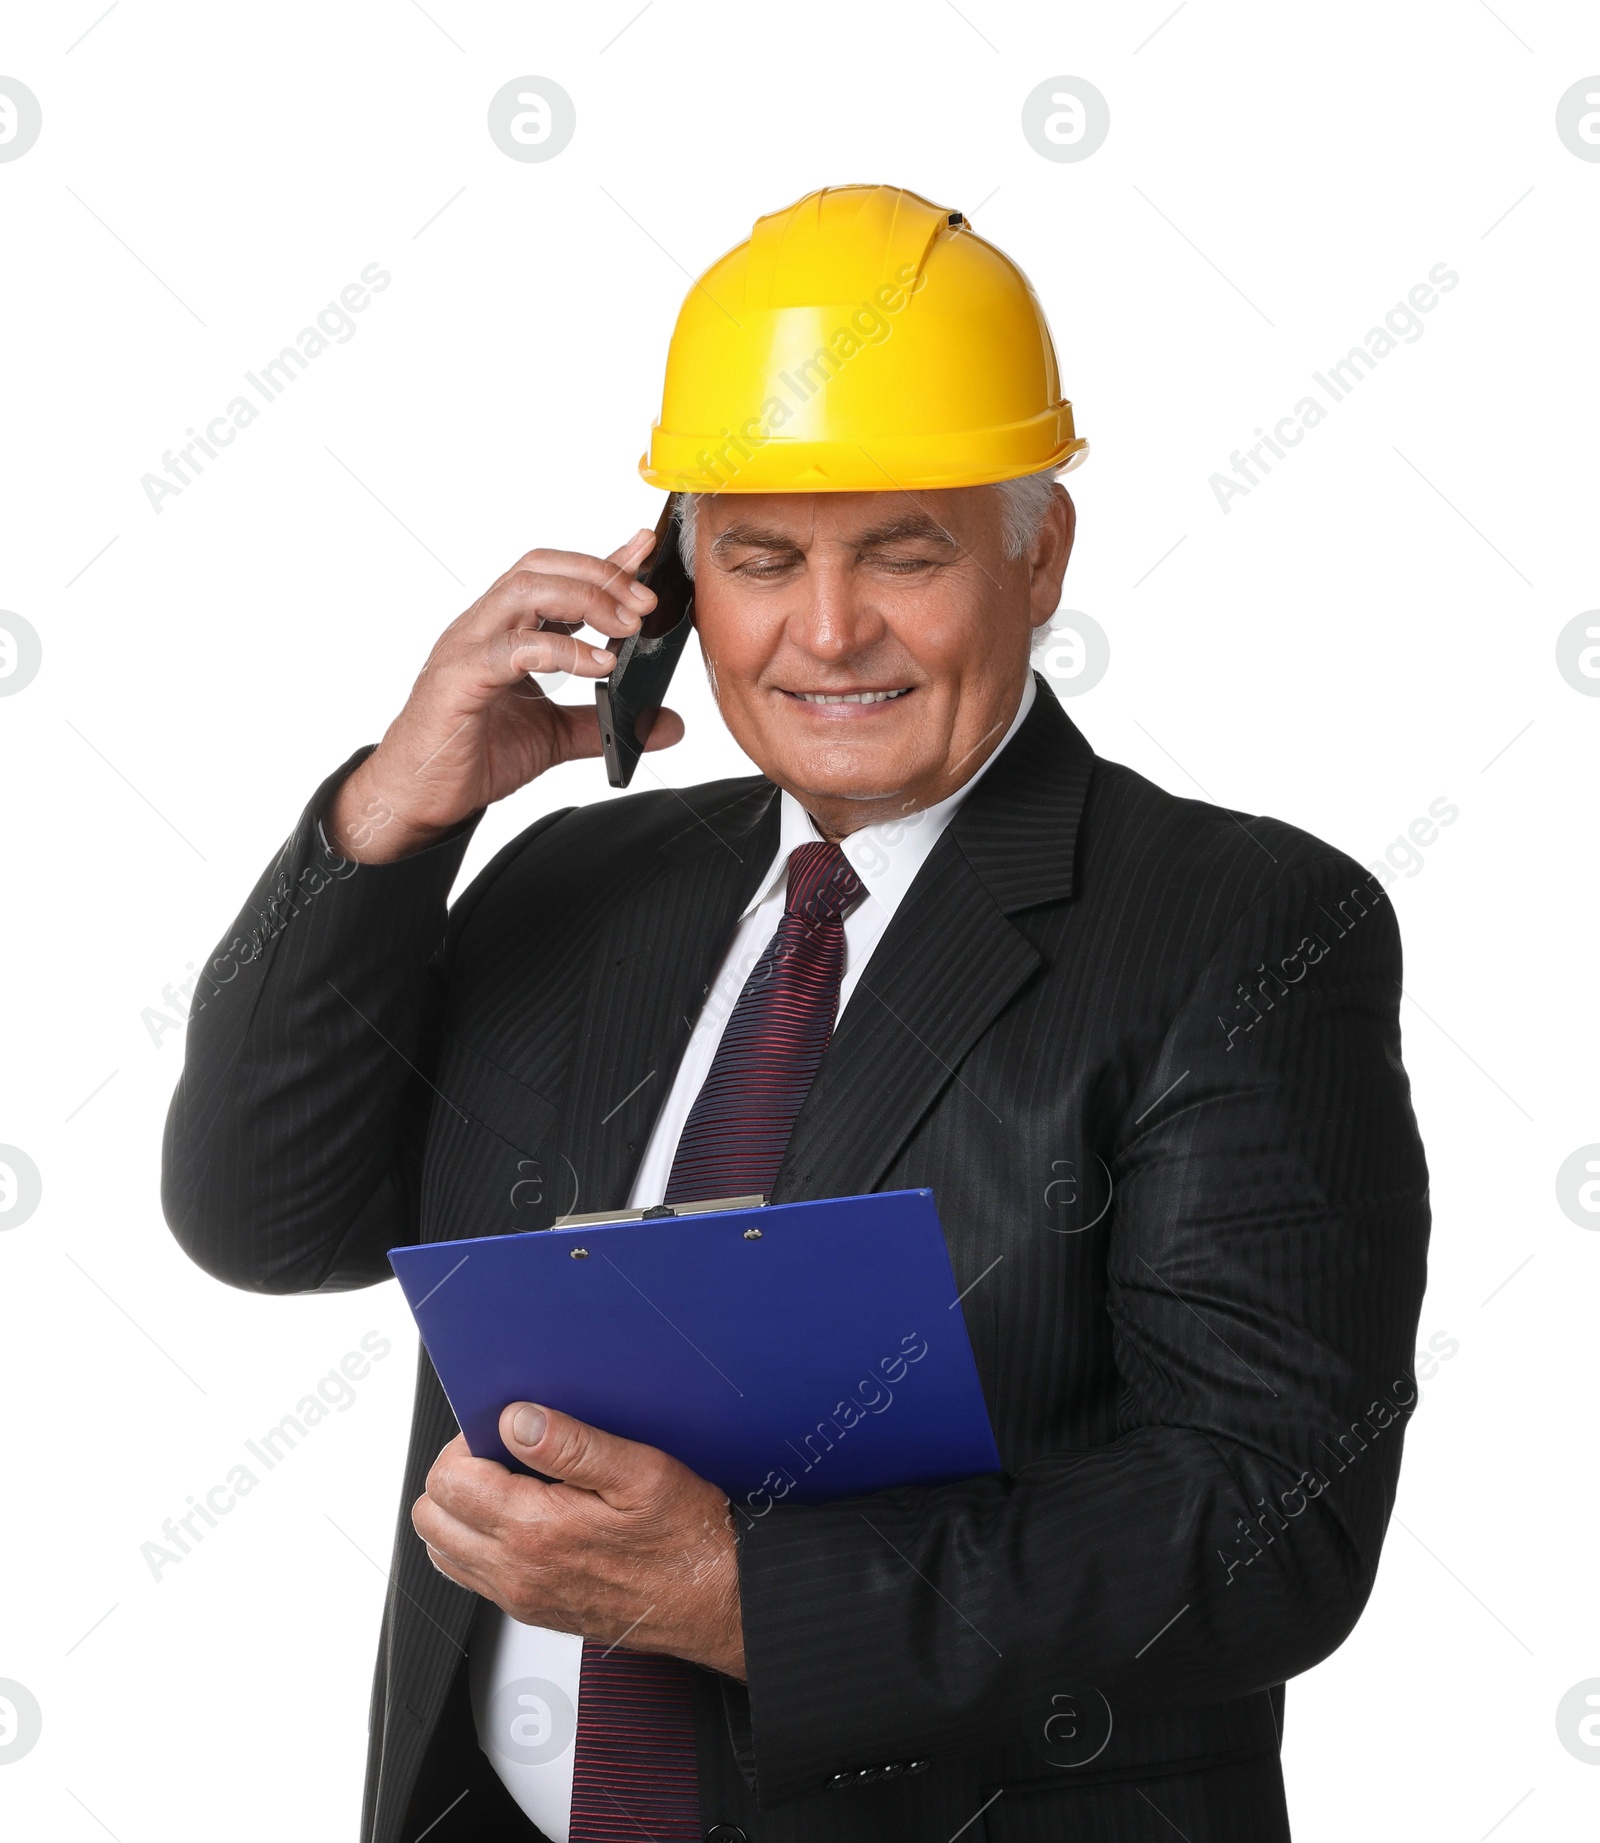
[740,673,1038,921]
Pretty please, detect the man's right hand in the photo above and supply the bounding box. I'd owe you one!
[324,527,685,863]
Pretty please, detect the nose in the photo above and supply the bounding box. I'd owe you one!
[783,557,887,665]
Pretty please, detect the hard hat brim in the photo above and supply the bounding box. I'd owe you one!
[639,433,1087,495]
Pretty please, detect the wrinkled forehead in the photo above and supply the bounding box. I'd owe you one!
[693,487,991,553]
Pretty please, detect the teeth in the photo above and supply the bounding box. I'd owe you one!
[797,688,911,704]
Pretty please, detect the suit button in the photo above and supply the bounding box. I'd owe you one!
[704,1828,748,1842]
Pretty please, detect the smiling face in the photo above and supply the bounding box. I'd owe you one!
[690,485,1075,838]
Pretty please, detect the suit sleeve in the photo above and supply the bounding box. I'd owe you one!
[160,746,563,1293]
[730,851,1431,1804]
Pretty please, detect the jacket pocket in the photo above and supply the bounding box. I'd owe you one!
[432,1032,560,1160]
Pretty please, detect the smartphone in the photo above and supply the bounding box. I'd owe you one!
[595,494,694,788]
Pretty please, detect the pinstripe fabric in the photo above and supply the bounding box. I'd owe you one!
[162,678,1430,1842]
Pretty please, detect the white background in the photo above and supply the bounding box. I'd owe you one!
[1,2,1596,1837]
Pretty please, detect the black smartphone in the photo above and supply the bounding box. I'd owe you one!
[595,494,694,788]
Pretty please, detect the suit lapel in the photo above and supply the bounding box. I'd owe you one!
[555,778,779,1219]
[546,680,1095,1214]
[772,679,1095,1201]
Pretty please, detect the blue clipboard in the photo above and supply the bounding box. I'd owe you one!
[388,1189,1000,1509]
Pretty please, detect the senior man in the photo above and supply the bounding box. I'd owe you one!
[163,186,1430,1843]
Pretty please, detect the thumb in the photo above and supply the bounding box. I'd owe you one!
[640,705,685,753]
[500,1402,671,1508]
[547,702,684,765]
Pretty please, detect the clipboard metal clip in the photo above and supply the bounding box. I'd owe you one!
[552,1192,766,1229]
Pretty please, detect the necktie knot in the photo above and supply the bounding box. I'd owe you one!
[785,840,864,926]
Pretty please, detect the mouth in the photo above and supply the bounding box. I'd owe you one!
[784,686,915,707]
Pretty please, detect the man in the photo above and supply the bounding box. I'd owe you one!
[162,185,1430,1842]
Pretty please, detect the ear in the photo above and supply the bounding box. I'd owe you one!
[1027,485,1076,634]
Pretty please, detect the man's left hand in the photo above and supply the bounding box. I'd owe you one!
[412,1403,746,1680]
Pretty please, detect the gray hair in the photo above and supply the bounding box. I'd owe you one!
[673,468,1062,580]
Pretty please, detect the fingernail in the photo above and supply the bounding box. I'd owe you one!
[629,581,654,604]
[590,647,614,667]
[513,1406,546,1446]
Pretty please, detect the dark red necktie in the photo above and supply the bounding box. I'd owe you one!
[567,841,864,1841]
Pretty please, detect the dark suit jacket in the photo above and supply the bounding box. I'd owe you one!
[162,680,1430,1842]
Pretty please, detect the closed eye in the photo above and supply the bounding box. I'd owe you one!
[864,553,952,574]
[730,555,802,579]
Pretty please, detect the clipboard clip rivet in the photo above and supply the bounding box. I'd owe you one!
[742,1227,763,1240]
[570,1247,589,1259]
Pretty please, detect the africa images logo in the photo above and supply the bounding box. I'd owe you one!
[1209,265,1459,513]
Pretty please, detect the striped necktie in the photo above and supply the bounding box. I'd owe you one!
[566,840,865,1841]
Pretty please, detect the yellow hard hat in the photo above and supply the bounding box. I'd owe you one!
[639,183,1086,495]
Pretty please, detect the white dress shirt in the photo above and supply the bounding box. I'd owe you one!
[472,675,1037,1837]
